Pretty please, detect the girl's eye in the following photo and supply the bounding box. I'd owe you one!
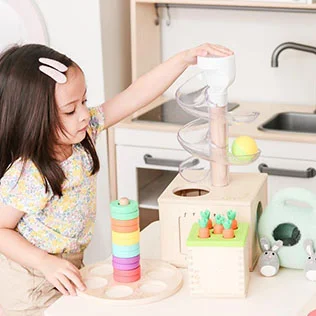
[65,109,75,115]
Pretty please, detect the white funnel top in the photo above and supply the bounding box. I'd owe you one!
[197,54,236,107]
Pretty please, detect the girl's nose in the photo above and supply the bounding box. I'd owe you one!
[80,104,90,122]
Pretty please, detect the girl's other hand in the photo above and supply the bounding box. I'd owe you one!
[38,254,86,296]
[182,43,234,66]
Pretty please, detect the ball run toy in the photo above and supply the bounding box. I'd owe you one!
[110,197,141,283]
[232,136,259,162]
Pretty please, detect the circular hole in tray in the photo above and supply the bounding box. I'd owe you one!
[90,264,113,277]
[140,280,167,294]
[148,268,175,280]
[106,285,134,298]
[84,277,108,289]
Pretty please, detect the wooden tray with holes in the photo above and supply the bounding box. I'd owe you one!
[78,259,183,305]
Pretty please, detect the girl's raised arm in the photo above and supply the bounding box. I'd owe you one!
[101,43,233,129]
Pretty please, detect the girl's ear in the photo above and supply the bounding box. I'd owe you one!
[304,239,314,256]
[260,237,270,251]
[271,240,283,252]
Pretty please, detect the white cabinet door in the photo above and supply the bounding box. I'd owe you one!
[230,156,316,200]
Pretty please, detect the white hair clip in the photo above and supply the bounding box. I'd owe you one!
[38,57,68,84]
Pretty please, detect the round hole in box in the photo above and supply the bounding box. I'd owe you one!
[255,202,263,233]
[173,187,209,197]
[273,223,301,247]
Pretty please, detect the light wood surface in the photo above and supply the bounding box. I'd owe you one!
[45,221,316,316]
[130,1,161,81]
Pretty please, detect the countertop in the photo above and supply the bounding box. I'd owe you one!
[45,221,316,316]
[116,96,316,144]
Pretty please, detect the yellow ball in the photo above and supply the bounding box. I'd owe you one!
[232,136,258,162]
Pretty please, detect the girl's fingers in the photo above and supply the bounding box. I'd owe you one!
[195,49,208,57]
[67,264,86,286]
[57,273,77,296]
[212,44,233,53]
[63,269,86,291]
[51,278,69,296]
[200,43,233,56]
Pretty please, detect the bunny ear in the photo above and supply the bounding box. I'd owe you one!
[304,239,314,256]
[271,240,283,252]
[260,237,270,251]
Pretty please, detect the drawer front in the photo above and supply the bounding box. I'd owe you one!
[230,156,316,198]
[116,145,189,172]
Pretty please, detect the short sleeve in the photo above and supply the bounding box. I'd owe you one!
[88,105,106,143]
[0,160,50,214]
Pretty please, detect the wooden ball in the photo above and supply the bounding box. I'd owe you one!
[119,197,130,206]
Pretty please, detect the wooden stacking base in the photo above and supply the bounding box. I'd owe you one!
[78,259,183,305]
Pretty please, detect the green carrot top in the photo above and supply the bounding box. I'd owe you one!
[200,210,210,220]
[227,210,236,220]
[215,214,224,225]
[223,219,232,230]
[204,209,210,219]
[198,217,208,228]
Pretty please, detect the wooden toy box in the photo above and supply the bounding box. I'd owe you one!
[158,172,267,270]
[186,222,249,298]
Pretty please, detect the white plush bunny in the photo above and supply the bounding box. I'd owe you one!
[303,239,316,281]
[258,237,283,277]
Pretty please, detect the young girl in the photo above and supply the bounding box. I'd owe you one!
[0,43,232,315]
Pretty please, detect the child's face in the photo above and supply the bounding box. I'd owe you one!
[55,66,90,148]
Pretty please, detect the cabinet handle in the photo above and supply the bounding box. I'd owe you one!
[258,163,316,178]
[144,154,199,168]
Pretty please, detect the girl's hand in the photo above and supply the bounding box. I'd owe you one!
[182,43,233,66]
[38,254,86,296]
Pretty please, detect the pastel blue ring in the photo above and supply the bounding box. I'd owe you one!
[112,243,140,258]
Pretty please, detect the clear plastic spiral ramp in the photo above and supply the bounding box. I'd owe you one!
[176,54,260,186]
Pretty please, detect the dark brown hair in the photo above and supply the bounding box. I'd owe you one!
[0,44,100,196]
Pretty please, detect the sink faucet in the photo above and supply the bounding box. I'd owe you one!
[271,42,316,67]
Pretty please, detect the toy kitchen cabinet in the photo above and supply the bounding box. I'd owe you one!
[109,0,316,230]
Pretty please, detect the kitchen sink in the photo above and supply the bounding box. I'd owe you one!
[258,112,316,134]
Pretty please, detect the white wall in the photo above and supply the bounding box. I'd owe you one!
[35,0,111,263]
[160,7,316,107]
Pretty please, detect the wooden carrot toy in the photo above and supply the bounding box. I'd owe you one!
[213,214,224,234]
[198,217,210,238]
[223,219,235,239]
[227,210,238,230]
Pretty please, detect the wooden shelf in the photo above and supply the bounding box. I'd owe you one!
[135,0,316,12]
